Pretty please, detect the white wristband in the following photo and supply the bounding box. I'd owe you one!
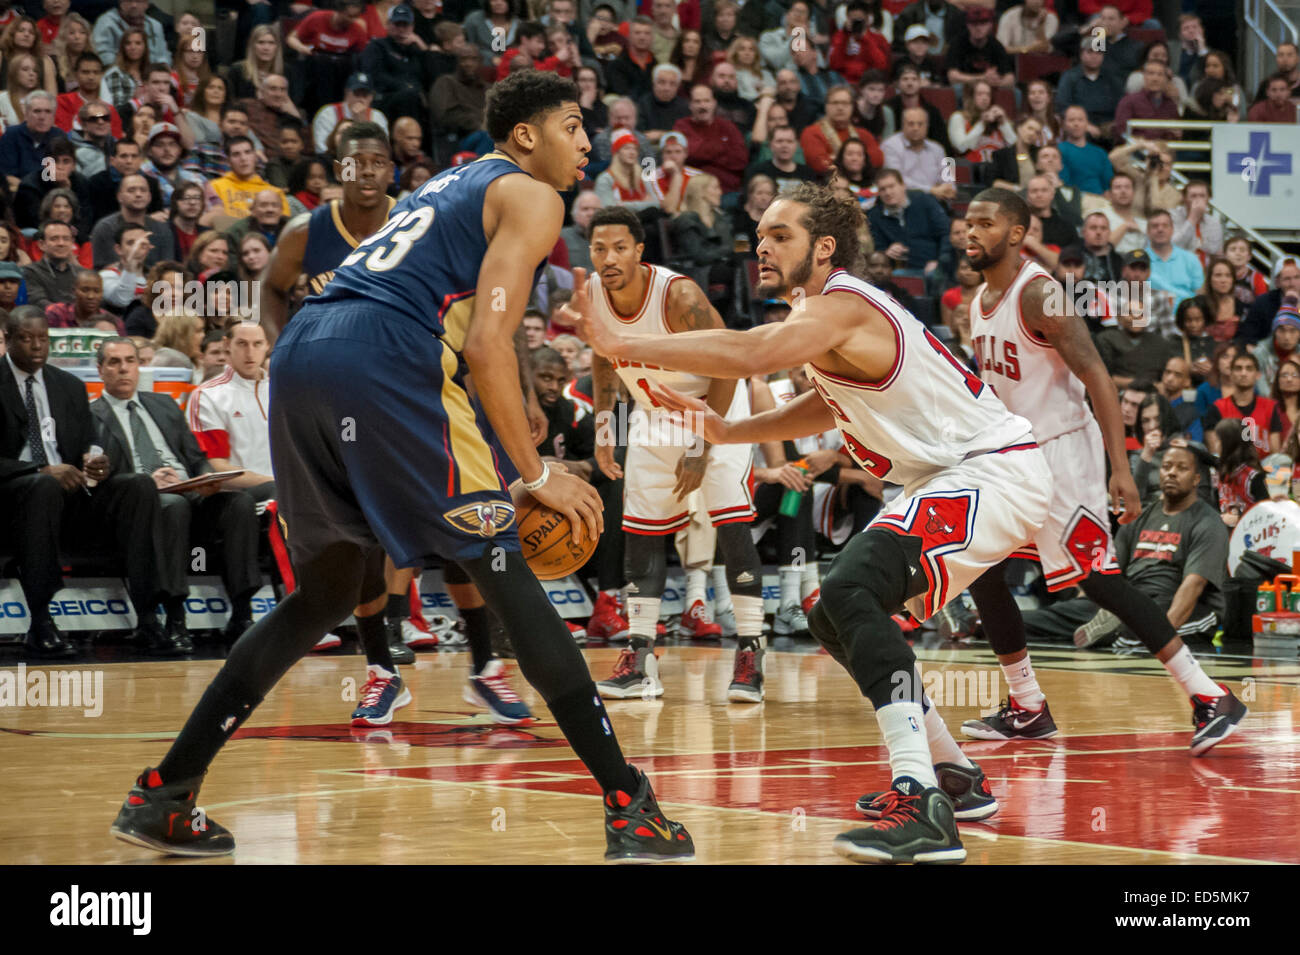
[522,462,551,492]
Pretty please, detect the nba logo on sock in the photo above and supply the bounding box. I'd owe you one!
[907,716,919,733]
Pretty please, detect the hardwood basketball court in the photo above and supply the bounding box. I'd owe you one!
[2,639,1297,865]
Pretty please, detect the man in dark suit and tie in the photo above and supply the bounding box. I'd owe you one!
[0,308,162,658]
[91,338,261,648]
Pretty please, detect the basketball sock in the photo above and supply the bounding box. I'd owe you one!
[548,687,637,794]
[684,567,707,608]
[922,690,974,769]
[384,592,408,623]
[626,596,660,643]
[801,563,820,601]
[733,595,764,647]
[356,609,394,671]
[460,605,494,675]
[778,565,800,608]
[1001,654,1045,709]
[710,565,733,614]
[1163,645,1224,699]
[876,701,939,789]
[157,670,261,784]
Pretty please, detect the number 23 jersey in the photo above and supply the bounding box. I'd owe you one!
[309,152,546,352]
[803,270,1036,492]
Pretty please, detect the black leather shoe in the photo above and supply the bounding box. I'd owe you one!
[24,618,76,659]
[136,620,189,656]
[222,615,254,644]
[165,615,194,654]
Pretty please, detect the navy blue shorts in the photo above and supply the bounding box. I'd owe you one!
[269,301,520,568]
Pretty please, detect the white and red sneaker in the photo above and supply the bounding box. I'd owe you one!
[678,599,722,639]
[566,620,588,645]
[587,591,630,642]
[801,588,820,615]
[401,617,439,650]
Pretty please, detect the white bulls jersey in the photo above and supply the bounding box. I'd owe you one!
[803,269,1036,492]
[591,264,712,404]
[969,259,1090,443]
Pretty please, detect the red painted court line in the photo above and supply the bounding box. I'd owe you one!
[351,732,1300,863]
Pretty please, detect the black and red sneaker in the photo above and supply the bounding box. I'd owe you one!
[1190,685,1248,756]
[110,767,235,857]
[856,760,998,821]
[604,765,694,863]
[960,696,1058,740]
[833,776,965,864]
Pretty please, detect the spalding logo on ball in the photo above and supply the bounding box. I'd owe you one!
[512,488,598,580]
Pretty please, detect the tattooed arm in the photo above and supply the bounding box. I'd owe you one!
[1021,275,1140,523]
[591,350,624,480]
[665,277,737,498]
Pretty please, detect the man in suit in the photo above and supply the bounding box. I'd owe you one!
[91,338,261,647]
[0,308,162,659]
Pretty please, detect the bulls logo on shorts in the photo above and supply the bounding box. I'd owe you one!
[1063,507,1111,574]
[917,496,972,549]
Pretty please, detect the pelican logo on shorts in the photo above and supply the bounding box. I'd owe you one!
[444,501,516,538]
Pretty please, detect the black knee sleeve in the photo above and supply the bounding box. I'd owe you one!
[443,560,471,586]
[807,601,854,677]
[716,522,762,597]
[460,549,594,703]
[967,561,1026,657]
[623,532,668,598]
[819,529,922,708]
[1080,572,1178,654]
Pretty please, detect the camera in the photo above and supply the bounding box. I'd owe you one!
[850,17,866,34]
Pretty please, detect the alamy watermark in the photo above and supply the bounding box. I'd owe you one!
[891,665,1000,708]
[151,279,261,324]
[595,403,708,456]
[0,664,103,717]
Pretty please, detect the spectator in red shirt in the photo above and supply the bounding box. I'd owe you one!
[55,52,123,137]
[800,84,883,176]
[1248,73,1298,124]
[1114,58,1182,140]
[37,0,66,46]
[288,1,369,57]
[672,83,747,193]
[828,1,890,86]
[495,21,549,81]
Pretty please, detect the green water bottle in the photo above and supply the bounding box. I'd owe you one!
[779,460,809,517]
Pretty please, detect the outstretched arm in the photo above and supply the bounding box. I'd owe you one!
[1022,276,1140,523]
[568,268,848,378]
[652,383,837,446]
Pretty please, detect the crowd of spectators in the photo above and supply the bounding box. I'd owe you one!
[0,0,1294,660]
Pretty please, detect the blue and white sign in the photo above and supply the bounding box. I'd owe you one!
[1213,124,1300,230]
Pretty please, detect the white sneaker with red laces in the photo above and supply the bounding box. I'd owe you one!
[464,659,535,724]
[351,666,412,727]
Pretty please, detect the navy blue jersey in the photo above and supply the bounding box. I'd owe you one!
[309,152,547,352]
[301,197,395,296]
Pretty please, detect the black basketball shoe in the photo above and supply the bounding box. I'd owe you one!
[961,696,1058,740]
[1190,685,1248,756]
[856,760,998,821]
[604,765,695,863]
[110,767,235,857]
[834,776,965,864]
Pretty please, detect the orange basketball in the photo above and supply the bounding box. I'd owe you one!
[511,488,598,580]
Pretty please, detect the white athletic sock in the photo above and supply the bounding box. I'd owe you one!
[778,564,800,609]
[710,565,733,614]
[1001,655,1045,709]
[1163,645,1224,699]
[800,563,820,601]
[922,692,974,769]
[733,594,764,646]
[876,702,938,788]
[684,568,707,608]
[368,663,396,681]
[626,596,660,643]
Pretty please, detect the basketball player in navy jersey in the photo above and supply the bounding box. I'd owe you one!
[110,73,694,863]
[261,121,534,728]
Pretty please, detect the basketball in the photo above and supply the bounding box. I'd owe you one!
[511,487,597,580]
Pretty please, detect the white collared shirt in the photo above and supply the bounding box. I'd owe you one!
[6,353,61,465]
[101,390,187,476]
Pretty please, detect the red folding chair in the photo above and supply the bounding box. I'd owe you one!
[920,86,957,116]
[1015,53,1071,84]
[893,274,926,299]
[1128,28,1167,46]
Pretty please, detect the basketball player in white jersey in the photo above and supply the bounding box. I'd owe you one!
[956,187,1247,755]
[566,182,1053,864]
[584,206,769,702]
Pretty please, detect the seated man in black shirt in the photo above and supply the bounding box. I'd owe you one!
[532,345,596,482]
[1025,442,1229,654]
